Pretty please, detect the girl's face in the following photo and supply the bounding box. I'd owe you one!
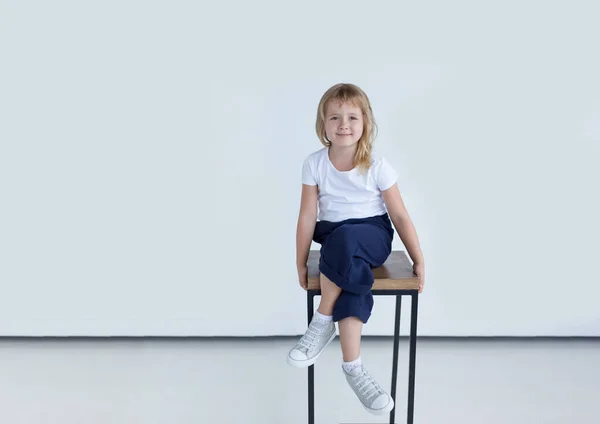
[324,100,364,148]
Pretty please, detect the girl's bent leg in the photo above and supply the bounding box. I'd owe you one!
[286,272,340,369]
[338,316,363,362]
[317,272,342,316]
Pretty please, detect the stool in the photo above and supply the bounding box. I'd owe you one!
[306,250,420,424]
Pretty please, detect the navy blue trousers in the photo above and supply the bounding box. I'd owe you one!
[313,213,394,323]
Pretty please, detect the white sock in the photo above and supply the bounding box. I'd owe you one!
[314,310,333,322]
[343,356,363,375]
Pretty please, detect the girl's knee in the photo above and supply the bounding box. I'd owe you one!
[324,226,356,255]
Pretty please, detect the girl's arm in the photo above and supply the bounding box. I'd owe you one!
[296,184,318,273]
[382,184,424,266]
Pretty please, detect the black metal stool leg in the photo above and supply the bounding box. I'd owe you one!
[389,294,402,424]
[407,293,419,424]
[307,291,315,424]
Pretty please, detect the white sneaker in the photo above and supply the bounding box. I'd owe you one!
[286,317,336,368]
[343,364,394,415]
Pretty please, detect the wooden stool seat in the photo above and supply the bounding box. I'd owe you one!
[307,250,420,290]
[305,250,420,424]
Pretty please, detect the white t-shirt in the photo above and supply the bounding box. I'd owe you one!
[302,147,398,222]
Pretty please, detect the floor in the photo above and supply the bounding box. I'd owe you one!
[0,337,598,424]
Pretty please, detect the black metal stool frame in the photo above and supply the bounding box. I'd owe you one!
[306,289,419,424]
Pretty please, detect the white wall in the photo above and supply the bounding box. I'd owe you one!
[1,0,598,337]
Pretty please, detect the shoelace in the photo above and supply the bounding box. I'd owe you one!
[352,368,384,403]
[297,321,328,351]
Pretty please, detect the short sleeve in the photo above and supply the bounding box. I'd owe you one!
[376,157,398,191]
[301,156,317,186]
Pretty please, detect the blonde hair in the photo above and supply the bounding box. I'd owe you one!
[315,83,378,174]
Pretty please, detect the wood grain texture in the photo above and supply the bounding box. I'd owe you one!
[307,250,419,290]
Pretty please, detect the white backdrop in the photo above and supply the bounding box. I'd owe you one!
[1,0,598,337]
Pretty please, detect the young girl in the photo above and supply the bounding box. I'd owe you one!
[286,83,425,415]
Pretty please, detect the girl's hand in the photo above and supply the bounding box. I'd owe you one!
[413,262,425,293]
[297,264,308,290]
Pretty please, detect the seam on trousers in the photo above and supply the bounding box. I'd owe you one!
[320,258,371,295]
[318,257,349,288]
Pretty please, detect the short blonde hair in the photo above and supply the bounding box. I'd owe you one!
[315,83,378,174]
